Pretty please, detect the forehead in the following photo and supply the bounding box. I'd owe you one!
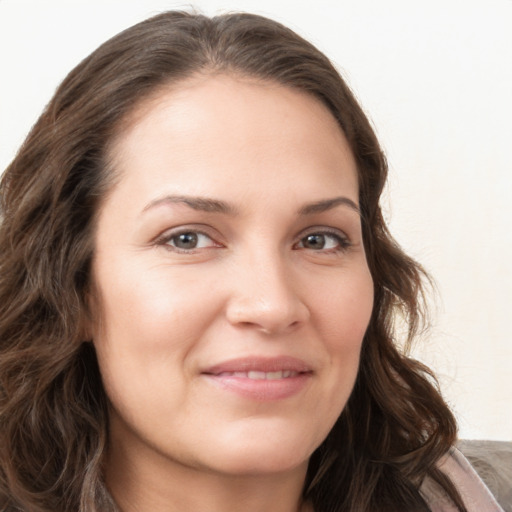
[106,74,359,208]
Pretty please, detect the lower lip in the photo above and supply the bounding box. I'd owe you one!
[203,373,311,401]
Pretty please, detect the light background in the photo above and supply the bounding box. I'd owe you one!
[0,0,510,440]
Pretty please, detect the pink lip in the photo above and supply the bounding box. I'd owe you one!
[203,356,312,375]
[201,356,313,401]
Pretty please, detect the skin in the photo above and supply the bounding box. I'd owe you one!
[91,74,374,512]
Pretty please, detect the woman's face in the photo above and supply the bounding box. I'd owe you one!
[91,75,373,478]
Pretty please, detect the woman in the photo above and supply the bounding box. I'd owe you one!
[0,11,502,512]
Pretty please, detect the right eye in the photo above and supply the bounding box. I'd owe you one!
[161,230,219,252]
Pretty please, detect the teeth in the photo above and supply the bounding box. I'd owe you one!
[218,370,298,379]
[248,371,267,380]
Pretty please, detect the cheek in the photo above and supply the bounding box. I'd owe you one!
[298,269,373,449]
[312,266,373,403]
[93,261,217,346]
[90,272,216,444]
[313,268,374,349]
[90,264,221,403]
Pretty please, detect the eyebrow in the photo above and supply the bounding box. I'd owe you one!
[298,196,360,216]
[142,195,238,215]
[141,194,359,216]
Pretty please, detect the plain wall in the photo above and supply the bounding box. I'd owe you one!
[1,0,511,440]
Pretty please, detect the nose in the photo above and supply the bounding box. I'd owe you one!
[225,250,310,335]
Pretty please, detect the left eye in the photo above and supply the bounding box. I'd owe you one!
[166,231,216,250]
[296,232,346,251]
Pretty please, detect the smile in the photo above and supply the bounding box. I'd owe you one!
[202,356,313,401]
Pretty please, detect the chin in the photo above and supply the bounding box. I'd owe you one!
[213,451,310,477]
[202,427,318,476]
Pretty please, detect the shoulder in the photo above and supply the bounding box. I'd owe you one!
[457,440,512,511]
[420,442,509,512]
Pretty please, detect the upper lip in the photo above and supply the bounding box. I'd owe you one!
[202,356,313,375]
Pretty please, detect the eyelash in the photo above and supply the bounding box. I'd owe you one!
[155,227,351,254]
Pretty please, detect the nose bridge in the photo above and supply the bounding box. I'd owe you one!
[226,242,309,333]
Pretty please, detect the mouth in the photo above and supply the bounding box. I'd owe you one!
[212,370,302,380]
[201,356,313,401]
[202,355,312,375]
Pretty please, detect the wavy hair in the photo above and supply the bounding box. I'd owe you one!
[0,11,464,512]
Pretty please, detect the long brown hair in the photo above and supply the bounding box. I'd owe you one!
[0,11,465,512]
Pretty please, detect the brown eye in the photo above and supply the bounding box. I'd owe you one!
[302,234,328,249]
[164,231,218,251]
[296,231,350,252]
[172,232,199,249]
